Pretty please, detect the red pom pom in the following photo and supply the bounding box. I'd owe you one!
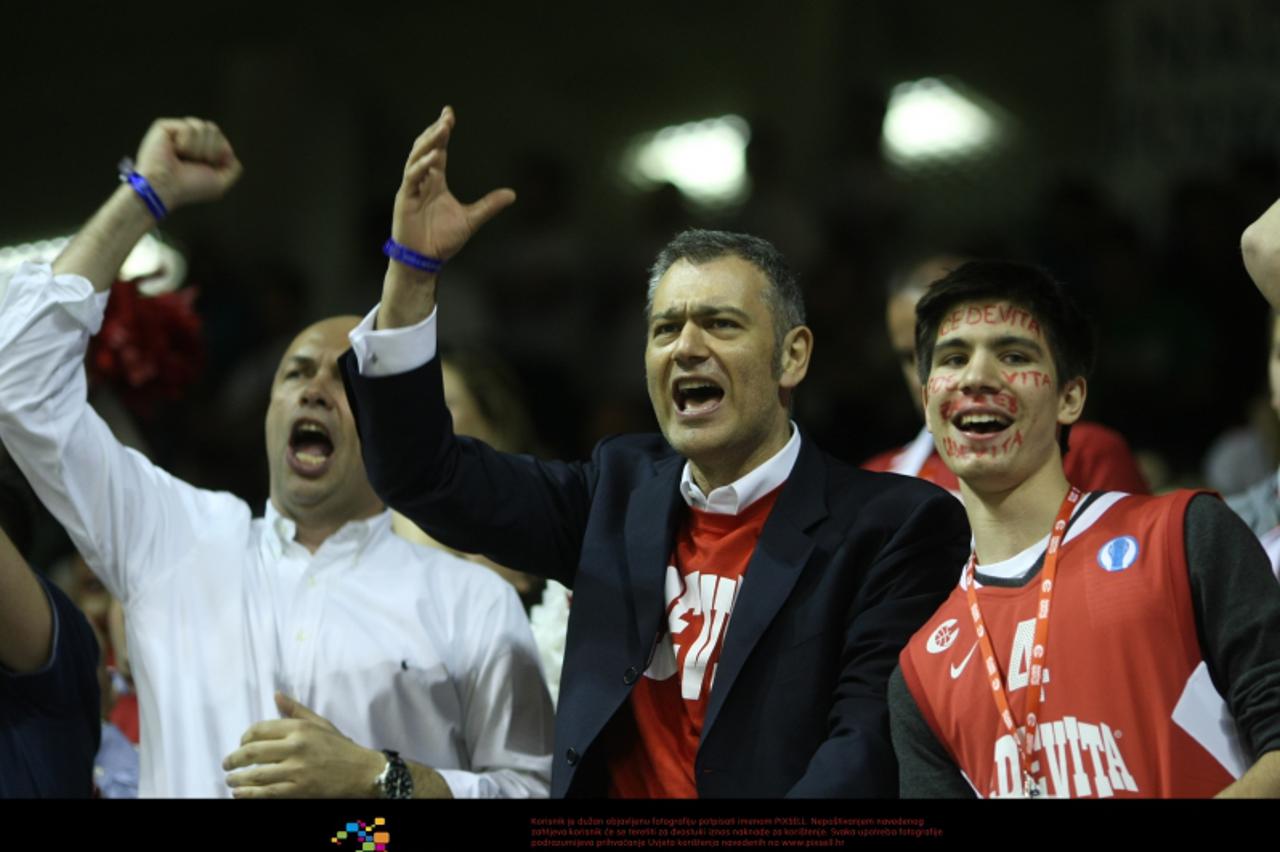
[87,279,206,418]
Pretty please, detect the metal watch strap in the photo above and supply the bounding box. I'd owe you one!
[375,749,413,799]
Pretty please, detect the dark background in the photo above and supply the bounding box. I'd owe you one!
[4,0,1279,515]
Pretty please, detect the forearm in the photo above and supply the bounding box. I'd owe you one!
[52,184,158,293]
[408,761,454,799]
[0,526,53,673]
[375,262,438,330]
[1242,198,1280,308]
[328,745,454,799]
[1217,750,1280,798]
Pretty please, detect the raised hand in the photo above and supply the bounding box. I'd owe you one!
[134,117,243,212]
[222,692,384,798]
[1243,198,1280,309]
[52,116,243,291]
[392,106,515,262]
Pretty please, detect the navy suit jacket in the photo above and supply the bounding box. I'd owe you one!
[342,352,969,797]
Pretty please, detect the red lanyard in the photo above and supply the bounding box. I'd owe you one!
[963,486,1080,798]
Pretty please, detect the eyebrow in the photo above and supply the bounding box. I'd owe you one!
[650,304,751,324]
[281,354,318,372]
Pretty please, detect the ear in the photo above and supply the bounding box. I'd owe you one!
[778,325,814,391]
[1057,376,1087,425]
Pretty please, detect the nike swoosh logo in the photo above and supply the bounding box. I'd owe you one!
[950,643,978,679]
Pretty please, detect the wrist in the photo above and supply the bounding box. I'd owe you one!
[373,749,414,799]
[377,264,437,330]
[118,158,171,221]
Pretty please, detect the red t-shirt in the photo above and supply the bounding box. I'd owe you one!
[607,487,782,798]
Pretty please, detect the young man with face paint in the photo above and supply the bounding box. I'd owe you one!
[340,108,971,798]
[887,260,1280,798]
[863,253,1149,497]
[0,118,553,798]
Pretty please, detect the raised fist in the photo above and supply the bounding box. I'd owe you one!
[133,117,243,212]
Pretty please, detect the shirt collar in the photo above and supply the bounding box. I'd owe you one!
[262,501,391,554]
[679,423,801,516]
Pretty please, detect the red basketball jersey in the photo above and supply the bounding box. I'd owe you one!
[900,491,1241,798]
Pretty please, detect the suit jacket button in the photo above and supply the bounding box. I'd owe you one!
[566,748,579,766]
[623,666,639,684]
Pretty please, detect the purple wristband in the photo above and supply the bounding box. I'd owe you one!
[117,157,168,222]
[383,238,443,273]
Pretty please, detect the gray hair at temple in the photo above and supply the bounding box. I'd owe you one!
[646,229,806,358]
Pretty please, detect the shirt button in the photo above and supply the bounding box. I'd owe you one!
[623,666,639,684]
[296,630,307,642]
[565,748,579,766]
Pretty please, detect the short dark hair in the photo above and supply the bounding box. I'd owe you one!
[646,229,806,350]
[914,260,1096,455]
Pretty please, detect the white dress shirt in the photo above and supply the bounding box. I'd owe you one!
[0,264,553,798]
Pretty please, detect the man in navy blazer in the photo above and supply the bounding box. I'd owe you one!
[341,107,969,798]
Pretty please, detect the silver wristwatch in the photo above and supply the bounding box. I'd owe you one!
[374,749,413,799]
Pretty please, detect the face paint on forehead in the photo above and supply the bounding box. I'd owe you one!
[936,303,1043,339]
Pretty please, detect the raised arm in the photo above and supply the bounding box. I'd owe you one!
[53,117,241,290]
[342,111,595,586]
[376,106,514,330]
[0,118,242,603]
[1242,197,1280,309]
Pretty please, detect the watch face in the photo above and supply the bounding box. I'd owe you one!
[381,751,413,800]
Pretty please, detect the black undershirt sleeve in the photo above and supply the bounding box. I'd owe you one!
[888,664,975,798]
[1185,494,1280,759]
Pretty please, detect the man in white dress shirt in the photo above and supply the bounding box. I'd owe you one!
[0,117,553,798]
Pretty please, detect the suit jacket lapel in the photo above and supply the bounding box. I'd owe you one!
[624,455,684,660]
[701,436,828,739]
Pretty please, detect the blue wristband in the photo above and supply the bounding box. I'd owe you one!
[383,238,443,274]
[117,157,168,222]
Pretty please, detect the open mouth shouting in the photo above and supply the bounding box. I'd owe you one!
[949,405,1014,442]
[673,377,725,418]
[287,419,335,477]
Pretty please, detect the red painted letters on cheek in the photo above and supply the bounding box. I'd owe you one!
[940,429,1024,460]
[1000,370,1052,388]
[991,392,1018,415]
[927,376,957,396]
